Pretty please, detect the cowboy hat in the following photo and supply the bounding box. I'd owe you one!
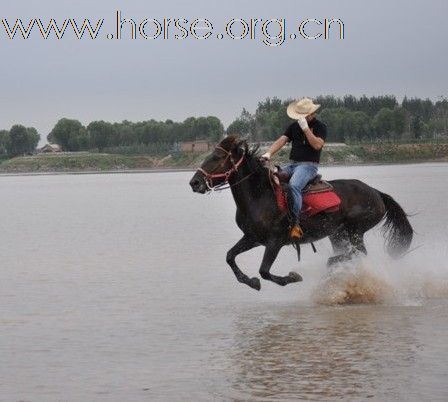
[286,98,321,119]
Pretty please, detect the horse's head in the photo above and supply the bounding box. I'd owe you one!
[189,136,248,193]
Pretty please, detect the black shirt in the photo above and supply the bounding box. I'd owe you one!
[284,118,327,163]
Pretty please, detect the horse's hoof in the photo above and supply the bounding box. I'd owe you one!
[248,277,261,291]
[327,254,351,267]
[289,271,303,282]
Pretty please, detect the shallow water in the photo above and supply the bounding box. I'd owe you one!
[0,163,447,401]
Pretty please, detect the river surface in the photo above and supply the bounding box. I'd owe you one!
[1,163,448,401]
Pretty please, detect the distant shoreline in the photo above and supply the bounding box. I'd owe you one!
[0,168,196,177]
[0,159,447,178]
[0,143,447,176]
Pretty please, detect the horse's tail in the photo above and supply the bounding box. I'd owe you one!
[379,191,414,257]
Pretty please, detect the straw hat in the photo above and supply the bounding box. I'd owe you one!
[286,98,321,119]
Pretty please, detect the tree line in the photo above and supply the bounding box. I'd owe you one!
[47,117,225,153]
[1,95,447,158]
[0,116,224,157]
[0,125,40,157]
[227,95,448,143]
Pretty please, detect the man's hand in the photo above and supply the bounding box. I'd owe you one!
[297,116,309,131]
[261,152,271,160]
[260,136,288,161]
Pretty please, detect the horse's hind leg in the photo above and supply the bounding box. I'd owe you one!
[348,230,367,255]
[259,241,303,286]
[328,230,353,266]
[226,235,261,291]
[328,228,367,266]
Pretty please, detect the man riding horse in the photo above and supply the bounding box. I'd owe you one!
[189,102,413,291]
[262,97,327,242]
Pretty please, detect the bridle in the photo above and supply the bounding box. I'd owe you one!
[197,145,246,191]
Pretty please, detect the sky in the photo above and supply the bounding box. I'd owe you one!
[0,0,447,142]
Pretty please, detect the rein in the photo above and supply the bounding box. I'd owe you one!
[211,170,257,192]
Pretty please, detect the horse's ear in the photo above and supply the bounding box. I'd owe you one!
[236,138,249,154]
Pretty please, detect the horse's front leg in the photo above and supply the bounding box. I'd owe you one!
[226,235,261,291]
[259,241,303,286]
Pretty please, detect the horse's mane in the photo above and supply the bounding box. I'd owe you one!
[218,135,263,169]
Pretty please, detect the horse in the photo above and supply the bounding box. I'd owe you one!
[189,136,413,291]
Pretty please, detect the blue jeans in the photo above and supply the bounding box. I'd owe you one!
[281,162,318,223]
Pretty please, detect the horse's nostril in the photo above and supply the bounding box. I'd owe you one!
[190,179,200,190]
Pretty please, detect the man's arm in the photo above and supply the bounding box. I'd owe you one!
[261,135,289,159]
[303,127,324,151]
[298,117,325,151]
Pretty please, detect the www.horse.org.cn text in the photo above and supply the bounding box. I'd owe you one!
[0,11,345,47]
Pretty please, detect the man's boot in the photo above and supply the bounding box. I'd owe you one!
[290,223,304,240]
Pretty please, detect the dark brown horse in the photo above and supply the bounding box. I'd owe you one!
[189,136,413,291]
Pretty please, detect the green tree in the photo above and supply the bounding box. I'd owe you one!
[250,98,292,141]
[343,111,372,142]
[114,121,136,146]
[48,118,87,151]
[411,115,424,139]
[26,127,40,150]
[205,116,224,141]
[318,108,351,142]
[193,117,211,140]
[402,97,434,122]
[6,125,40,156]
[372,108,406,140]
[182,117,197,141]
[87,121,115,151]
[227,118,251,136]
[227,108,256,138]
[0,129,9,154]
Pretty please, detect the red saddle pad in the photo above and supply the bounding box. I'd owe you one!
[302,191,341,216]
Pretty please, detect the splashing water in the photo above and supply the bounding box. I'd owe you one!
[311,243,448,306]
[312,260,395,305]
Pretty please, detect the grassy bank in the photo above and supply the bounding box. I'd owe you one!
[0,143,447,174]
[0,152,206,173]
[280,143,448,165]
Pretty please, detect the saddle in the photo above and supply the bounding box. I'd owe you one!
[271,167,341,217]
[275,170,333,194]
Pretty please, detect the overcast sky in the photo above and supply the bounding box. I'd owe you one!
[1,0,447,141]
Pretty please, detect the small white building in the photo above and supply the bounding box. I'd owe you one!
[39,144,62,153]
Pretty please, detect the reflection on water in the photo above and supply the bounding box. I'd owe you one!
[225,305,435,401]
